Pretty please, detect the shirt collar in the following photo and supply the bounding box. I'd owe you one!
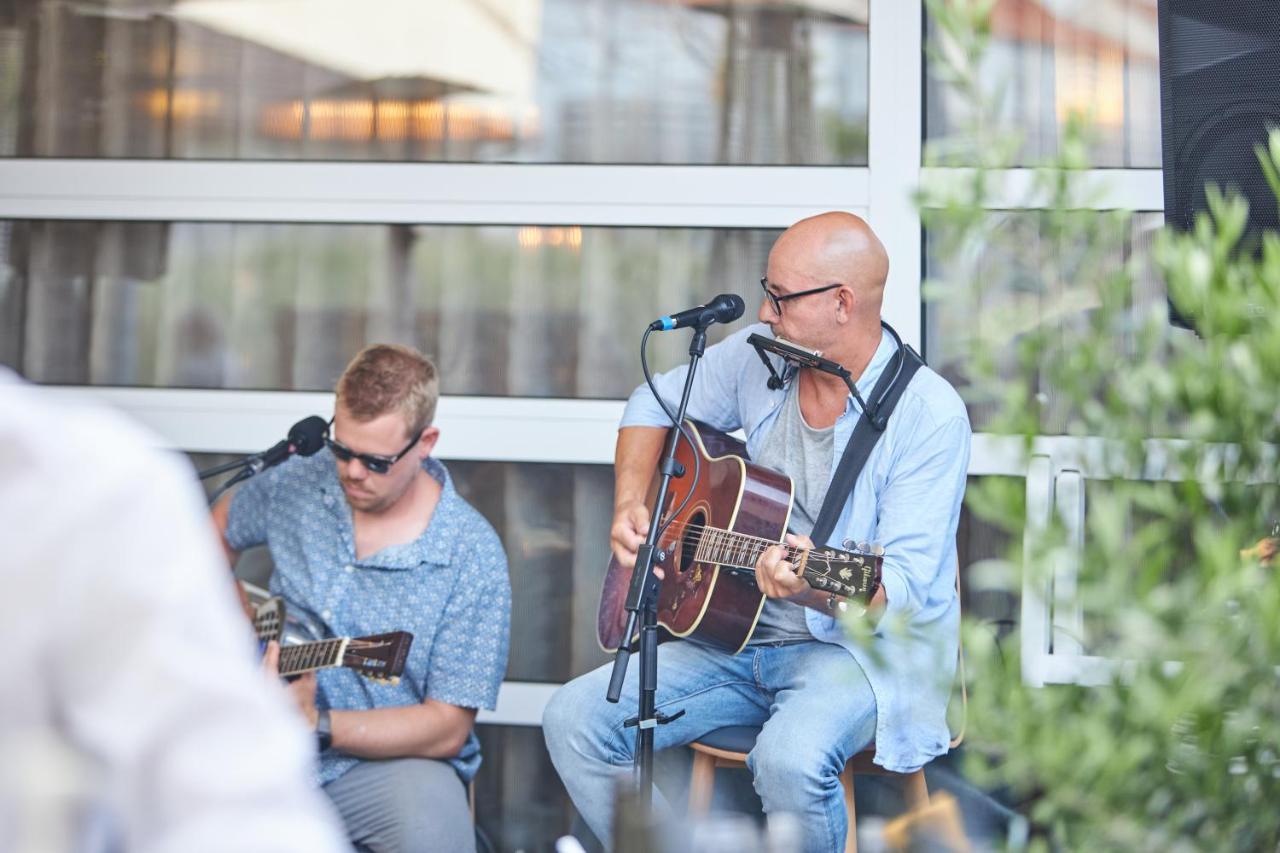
[319,454,458,571]
[851,326,899,408]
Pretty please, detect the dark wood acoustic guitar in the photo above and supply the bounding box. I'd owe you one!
[253,597,413,683]
[597,421,883,654]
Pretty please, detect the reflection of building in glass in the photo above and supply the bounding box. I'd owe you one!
[0,0,867,164]
[927,0,1160,167]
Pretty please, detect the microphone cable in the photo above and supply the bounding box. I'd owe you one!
[638,325,702,545]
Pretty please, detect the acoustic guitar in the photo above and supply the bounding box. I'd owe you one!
[597,421,883,654]
[253,597,413,683]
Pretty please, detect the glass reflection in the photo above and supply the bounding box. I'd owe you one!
[924,211,1165,431]
[925,0,1160,167]
[0,0,868,165]
[2,220,778,397]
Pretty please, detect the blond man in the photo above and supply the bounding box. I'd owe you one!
[213,345,511,853]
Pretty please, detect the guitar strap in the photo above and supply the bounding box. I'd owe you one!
[809,343,925,548]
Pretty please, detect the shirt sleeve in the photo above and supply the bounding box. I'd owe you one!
[874,412,972,623]
[425,523,511,710]
[224,467,275,552]
[619,324,761,433]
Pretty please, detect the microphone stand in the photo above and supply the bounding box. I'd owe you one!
[197,445,283,506]
[605,323,709,810]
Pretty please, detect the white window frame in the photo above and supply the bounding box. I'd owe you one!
[5,1,1169,723]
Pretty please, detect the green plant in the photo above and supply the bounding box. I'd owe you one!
[919,2,1280,849]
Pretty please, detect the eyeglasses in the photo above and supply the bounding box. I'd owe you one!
[324,419,423,474]
[759,277,842,316]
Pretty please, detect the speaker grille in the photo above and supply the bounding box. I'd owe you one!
[1158,2,1280,325]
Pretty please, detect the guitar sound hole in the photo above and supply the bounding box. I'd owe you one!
[678,510,706,573]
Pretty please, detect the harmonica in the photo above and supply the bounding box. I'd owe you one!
[747,333,850,379]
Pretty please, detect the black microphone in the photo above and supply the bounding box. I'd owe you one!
[252,415,329,472]
[649,293,746,331]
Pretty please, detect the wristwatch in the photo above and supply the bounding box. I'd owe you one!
[315,707,333,752]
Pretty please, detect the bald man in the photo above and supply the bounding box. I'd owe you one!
[544,213,971,852]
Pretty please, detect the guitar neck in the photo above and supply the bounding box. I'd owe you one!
[692,525,793,574]
[277,637,350,677]
[688,524,880,601]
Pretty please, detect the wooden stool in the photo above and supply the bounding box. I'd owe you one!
[687,726,929,853]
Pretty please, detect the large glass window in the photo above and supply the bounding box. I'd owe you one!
[197,451,615,684]
[2,220,778,397]
[205,456,1024,687]
[925,0,1160,167]
[924,210,1165,431]
[0,0,868,165]
[957,477,1021,643]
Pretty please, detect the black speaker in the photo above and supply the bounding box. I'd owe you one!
[1158,2,1280,327]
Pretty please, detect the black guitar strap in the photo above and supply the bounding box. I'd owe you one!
[809,344,925,548]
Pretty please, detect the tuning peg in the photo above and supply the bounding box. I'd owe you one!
[872,543,885,556]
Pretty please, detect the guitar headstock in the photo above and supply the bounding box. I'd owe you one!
[254,596,285,643]
[340,631,414,683]
[799,542,884,603]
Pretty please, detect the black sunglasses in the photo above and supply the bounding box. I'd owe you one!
[759,277,843,315]
[324,419,423,474]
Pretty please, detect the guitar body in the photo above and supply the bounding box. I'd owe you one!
[597,421,794,654]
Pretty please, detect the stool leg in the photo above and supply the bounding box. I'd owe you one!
[902,770,930,811]
[841,765,857,853]
[689,752,716,816]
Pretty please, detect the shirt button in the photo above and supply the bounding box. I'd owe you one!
[344,565,355,574]
[322,609,332,620]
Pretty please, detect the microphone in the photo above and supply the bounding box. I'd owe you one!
[199,415,329,482]
[649,293,746,331]
[250,415,329,473]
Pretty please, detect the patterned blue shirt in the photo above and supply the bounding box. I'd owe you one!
[226,452,511,785]
[622,323,971,773]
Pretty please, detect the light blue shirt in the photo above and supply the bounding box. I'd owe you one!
[621,323,971,773]
[226,453,511,785]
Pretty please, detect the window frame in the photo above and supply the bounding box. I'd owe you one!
[2,0,1172,720]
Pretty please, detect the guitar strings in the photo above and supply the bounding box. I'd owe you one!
[658,520,874,580]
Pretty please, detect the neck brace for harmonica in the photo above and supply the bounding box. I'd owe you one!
[747,321,910,431]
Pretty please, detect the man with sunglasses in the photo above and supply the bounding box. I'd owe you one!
[212,344,511,853]
[544,212,972,853]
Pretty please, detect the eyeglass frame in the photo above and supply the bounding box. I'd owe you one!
[758,277,844,316]
[324,418,424,474]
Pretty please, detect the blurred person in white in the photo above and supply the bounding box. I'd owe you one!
[0,368,350,853]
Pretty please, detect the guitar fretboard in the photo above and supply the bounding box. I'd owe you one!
[278,638,348,676]
[691,526,800,572]
[683,522,879,600]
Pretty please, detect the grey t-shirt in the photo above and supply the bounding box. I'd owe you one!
[747,379,834,644]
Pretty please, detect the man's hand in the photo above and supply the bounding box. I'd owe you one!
[756,533,812,599]
[611,500,651,571]
[262,641,319,729]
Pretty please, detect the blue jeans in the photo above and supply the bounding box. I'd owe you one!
[543,639,877,853]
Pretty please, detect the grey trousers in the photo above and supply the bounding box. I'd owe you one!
[323,758,475,853]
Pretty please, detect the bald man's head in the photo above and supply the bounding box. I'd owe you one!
[769,212,889,317]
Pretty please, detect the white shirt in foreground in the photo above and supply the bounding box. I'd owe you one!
[0,371,349,853]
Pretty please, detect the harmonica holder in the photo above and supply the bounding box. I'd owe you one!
[748,321,909,432]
